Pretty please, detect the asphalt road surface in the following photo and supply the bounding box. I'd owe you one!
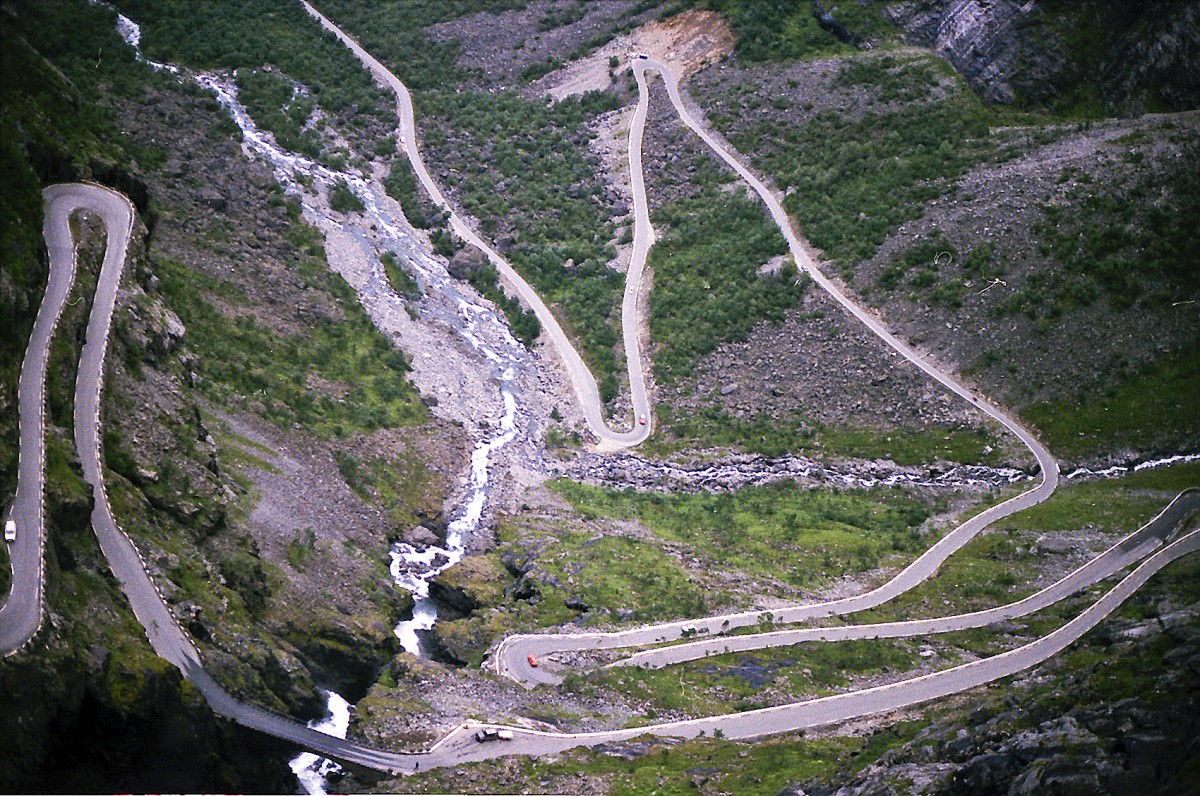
[301,0,652,450]
[495,58,1060,686]
[4,18,1195,781]
[2,184,130,656]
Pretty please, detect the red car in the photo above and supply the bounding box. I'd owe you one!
[638,415,647,426]
[527,654,539,668]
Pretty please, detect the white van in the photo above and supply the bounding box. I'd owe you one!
[4,519,15,542]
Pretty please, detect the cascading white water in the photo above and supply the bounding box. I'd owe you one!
[190,72,530,789]
[287,691,351,796]
[106,10,532,791]
[1065,453,1200,480]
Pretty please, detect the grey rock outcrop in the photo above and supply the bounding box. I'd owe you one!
[886,1,1200,113]
[884,0,1065,105]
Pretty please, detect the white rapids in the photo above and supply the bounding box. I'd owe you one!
[106,7,534,788]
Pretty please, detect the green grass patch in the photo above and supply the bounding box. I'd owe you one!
[329,180,364,213]
[649,405,1004,465]
[1022,347,1200,460]
[381,252,422,302]
[158,250,426,438]
[338,448,445,532]
[434,523,719,665]
[580,638,919,718]
[649,189,805,382]
[551,480,936,589]
[998,461,1200,534]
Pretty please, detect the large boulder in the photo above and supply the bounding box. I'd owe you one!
[427,554,507,619]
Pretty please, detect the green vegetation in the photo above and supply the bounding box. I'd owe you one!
[552,480,936,589]
[716,80,995,269]
[704,0,899,62]
[381,251,422,301]
[998,461,1200,535]
[874,233,1002,310]
[649,188,805,382]
[434,523,716,665]
[304,1,629,397]
[401,720,925,795]
[158,236,426,437]
[537,2,586,32]
[329,180,365,213]
[234,67,321,158]
[312,0,527,91]
[115,0,388,137]
[858,462,1200,622]
[650,405,1003,465]
[384,157,434,229]
[336,446,446,532]
[595,633,912,715]
[420,88,624,388]
[286,528,318,571]
[1023,348,1200,460]
[0,0,161,502]
[833,53,947,103]
[1011,142,1200,319]
[877,233,957,291]
[580,637,919,717]
[462,263,542,346]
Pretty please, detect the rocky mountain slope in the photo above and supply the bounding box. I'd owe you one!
[2,0,1197,793]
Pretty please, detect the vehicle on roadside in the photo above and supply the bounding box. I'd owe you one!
[527,654,539,667]
[4,519,15,542]
[475,728,514,742]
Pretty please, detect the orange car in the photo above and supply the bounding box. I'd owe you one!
[527,654,539,668]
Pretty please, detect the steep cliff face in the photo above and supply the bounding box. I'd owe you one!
[885,0,1065,105]
[885,0,1200,114]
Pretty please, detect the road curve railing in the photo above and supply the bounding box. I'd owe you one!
[1,185,91,656]
[301,0,652,449]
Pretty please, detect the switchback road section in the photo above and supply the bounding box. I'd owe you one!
[301,0,653,450]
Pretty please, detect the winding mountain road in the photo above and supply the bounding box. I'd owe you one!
[0,185,97,656]
[4,11,1196,783]
[495,57,1059,686]
[301,0,653,449]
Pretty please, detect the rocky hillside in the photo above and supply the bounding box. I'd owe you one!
[2,0,465,788]
[2,0,1198,793]
[886,0,1200,115]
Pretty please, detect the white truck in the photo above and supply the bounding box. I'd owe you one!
[4,519,15,542]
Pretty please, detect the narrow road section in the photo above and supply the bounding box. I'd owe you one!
[495,58,1060,685]
[301,0,652,449]
[1,185,94,656]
